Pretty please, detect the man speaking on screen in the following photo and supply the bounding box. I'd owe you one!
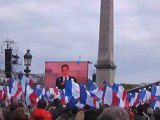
[56,64,77,89]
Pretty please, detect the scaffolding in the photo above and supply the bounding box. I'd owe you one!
[0,39,23,79]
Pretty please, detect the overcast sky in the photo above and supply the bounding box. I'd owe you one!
[0,0,160,84]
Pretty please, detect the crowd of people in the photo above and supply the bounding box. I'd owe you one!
[0,98,160,120]
[0,64,159,120]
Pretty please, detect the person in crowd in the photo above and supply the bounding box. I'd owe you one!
[146,107,155,120]
[0,100,7,108]
[98,106,130,120]
[28,105,34,116]
[0,100,10,120]
[143,102,150,114]
[2,107,11,120]
[84,110,97,120]
[60,110,72,120]
[17,101,26,108]
[56,64,77,89]
[96,103,110,117]
[68,106,79,120]
[75,110,85,120]
[11,107,29,120]
[29,99,52,120]
[134,105,149,120]
[153,107,160,120]
[9,101,19,114]
[0,108,4,120]
[48,98,64,120]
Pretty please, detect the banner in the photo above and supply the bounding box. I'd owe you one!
[45,61,89,88]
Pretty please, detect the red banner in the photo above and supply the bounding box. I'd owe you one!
[45,61,89,88]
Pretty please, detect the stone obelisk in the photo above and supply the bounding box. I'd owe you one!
[95,0,116,85]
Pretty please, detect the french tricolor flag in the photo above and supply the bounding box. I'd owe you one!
[29,92,39,105]
[34,85,43,98]
[150,96,160,109]
[50,87,59,98]
[7,78,22,100]
[79,83,99,109]
[139,89,151,102]
[127,93,132,104]
[67,97,84,109]
[90,82,104,100]
[103,85,113,106]
[111,83,129,108]
[112,83,127,99]
[25,80,39,106]
[58,89,69,105]
[46,87,59,101]
[65,80,80,101]
[129,92,139,107]
[112,83,124,106]
[151,84,160,97]
[119,98,130,109]
[43,89,54,101]
[20,75,30,93]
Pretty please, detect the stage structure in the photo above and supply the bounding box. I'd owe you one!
[0,39,23,78]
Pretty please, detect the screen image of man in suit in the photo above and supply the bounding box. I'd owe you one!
[56,64,77,89]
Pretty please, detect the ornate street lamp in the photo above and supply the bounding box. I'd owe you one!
[24,49,32,77]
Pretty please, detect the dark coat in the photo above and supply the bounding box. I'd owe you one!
[134,113,148,120]
[56,76,77,90]
[153,109,160,120]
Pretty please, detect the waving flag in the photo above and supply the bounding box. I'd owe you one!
[25,79,39,106]
[103,85,113,105]
[67,97,84,109]
[20,75,30,93]
[151,84,160,97]
[44,89,54,101]
[79,83,87,105]
[79,83,99,108]
[34,85,43,99]
[90,82,104,100]
[25,83,33,105]
[112,83,130,108]
[29,92,39,105]
[130,92,139,107]
[112,83,125,99]
[58,89,70,105]
[119,99,130,109]
[150,96,160,109]
[43,87,60,102]
[49,87,59,99]
[7,78,22,100]
[139,89,151,102]
[3,75,160,109]
[65,80,80,101]
[86,90,100,109]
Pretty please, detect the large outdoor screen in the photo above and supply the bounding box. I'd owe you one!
[45,61,89,88]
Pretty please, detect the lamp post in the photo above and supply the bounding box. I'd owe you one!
[24,49,32,77]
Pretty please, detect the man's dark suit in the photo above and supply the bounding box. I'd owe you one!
[56,76,77,90]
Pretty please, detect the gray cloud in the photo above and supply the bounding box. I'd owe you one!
[0,0,160,84]
[114,0,160,84]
